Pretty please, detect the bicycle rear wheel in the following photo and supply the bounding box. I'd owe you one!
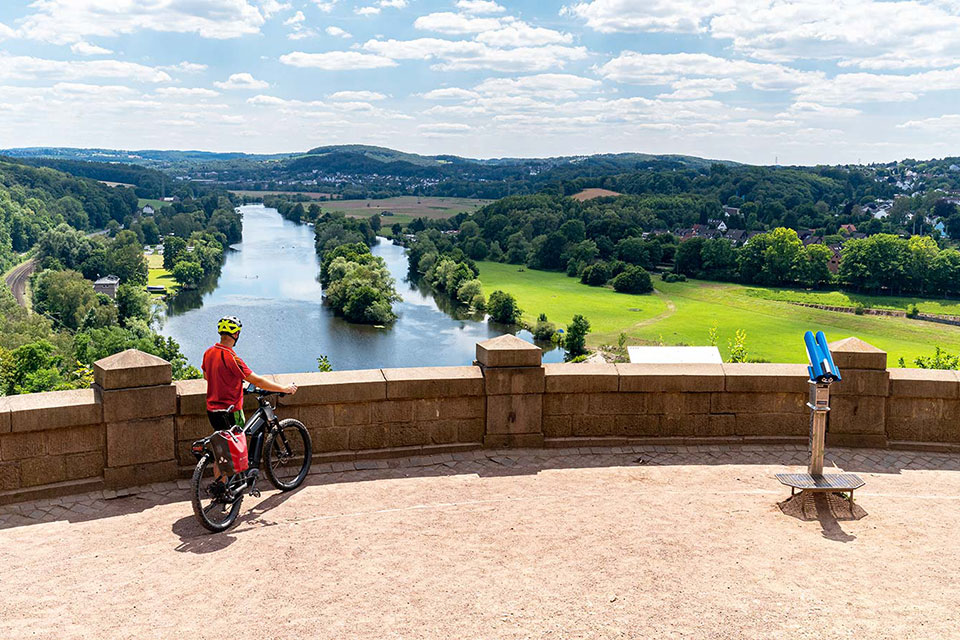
[264,419,312,491]
[190,453,244,533]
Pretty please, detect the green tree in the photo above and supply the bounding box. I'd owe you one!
[612,266,653,293]
[115,283,151,325]
[32,269,97,330]
[162,236,187,270]
[565,314,591,360]
[171,261,203,287]
[486,290,522,324]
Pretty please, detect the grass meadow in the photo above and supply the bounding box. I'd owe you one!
[475,261,960,365]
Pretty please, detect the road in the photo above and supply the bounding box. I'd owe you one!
[4,258,35,307]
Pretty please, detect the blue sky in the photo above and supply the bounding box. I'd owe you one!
[1,0,959,164]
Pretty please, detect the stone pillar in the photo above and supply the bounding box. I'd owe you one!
[827,337,889,448]
[93,349,178,488]
[476,335,544,448]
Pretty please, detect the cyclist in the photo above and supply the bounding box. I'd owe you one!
[202,315,297,435]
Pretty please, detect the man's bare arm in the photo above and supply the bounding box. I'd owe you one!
[244,372,297,395]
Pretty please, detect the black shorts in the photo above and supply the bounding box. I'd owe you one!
[207,410,245,432]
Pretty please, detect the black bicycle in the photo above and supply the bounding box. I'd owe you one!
[190,386,313,532]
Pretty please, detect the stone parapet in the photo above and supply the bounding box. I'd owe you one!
[4,337,960,504]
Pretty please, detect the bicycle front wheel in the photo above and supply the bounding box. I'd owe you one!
[190,453,244,533]
[264,419,312,491]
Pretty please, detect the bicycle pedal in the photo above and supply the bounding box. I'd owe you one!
[249,489,261,498]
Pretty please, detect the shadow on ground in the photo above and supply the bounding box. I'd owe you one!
[1,445,956,536]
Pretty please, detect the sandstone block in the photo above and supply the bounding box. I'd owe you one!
[543,393,589,416]
[1,431,45,461]
[385,424,428,448]
[886,396,946,420]
[298,405,334,428]
[476,334,542,368]
[175,415,214,441]
[543,414,572,438]
[20,455,66,487]
[543,363,619,393]
[829,337,887,370]
[456,419,484,443]
[735,412,808,436]
[722,363,809,393]
[827,396,886,435]
[44,424,103,456]
[104,459,177,489]
[885,416,922,442]
[0,461,19,491]
[0,402,10,434]
[438,397,484,420]
[616,363,724,393]
[273,369,386,406]
[706,414,736,437]
[483,366,545,395]
[711,392,805,415]
[348,424,388,450]
[614,414,661,437]
[486,394,542,435]
[373,400,415,424]
[831,369,890,397]
[429,421,458,445]
[571,414,616,437]
[64,451,103,480]
[587,393,648,415]
[382,366,483,399]
[94,349,172,390]
[309,426,349,452]
[6,389,101,433]
[333,403,372,426]
[106,417,175,467]
[661,414,709,437]
[175,379,208,415]
[888,369,960,399]
[99,384,176,423]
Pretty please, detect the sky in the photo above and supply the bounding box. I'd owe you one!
[1,0,959,165]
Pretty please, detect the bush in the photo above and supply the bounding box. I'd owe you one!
[853,302,866,315]
[487,290,522,324]
[907,304,920,319]
[612,266,653,294]
[172,260,203,286]
[565,314,591,360]
[661,272,686,283]
[532,314,556,341]
[580,262,611,286]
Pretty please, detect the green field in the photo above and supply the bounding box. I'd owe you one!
[146,253,177,293]
[744,287,960,316]
[323,196,491,225]
[138,198,166,210]
[476,261,960,365]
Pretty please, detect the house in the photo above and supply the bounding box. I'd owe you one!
[724,229,747,245]
[827,246,842,274]
[142,205,155,216]
[94,275,120,299]
[722,206,740,218]
[840,223,857,234]
[716,220,727,232]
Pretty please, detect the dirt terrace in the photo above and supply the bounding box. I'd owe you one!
[2,444,959,640]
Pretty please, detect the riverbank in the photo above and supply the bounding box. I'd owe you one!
[475,261,960,364]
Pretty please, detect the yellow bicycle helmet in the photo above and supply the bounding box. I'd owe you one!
[217,315,242,335]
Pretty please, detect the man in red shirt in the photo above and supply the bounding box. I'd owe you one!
[202,315,297,433]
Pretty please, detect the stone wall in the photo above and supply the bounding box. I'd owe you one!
[1,334,958,504]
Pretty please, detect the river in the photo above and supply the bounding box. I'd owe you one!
[158,204,563,373]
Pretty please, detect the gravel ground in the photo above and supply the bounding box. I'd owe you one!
[1,445,959,640]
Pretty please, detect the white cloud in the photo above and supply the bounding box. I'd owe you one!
[414,12,502,34]
[155,87,221,97]
[363,38,587,72]
[16,0,269,44]
[476,21,573,47]
[474,74,601,99]
[782,102,860,118]
[160,61,208,74]
[258,0,292,17]
[896,114,960,130]
[0,22,14,40]
[326,26,352,38]
[656,77,737,100]
[280,51,398,70]
[328,90,387,100]
[312,0,337,11]
[379,0,409,7]
[598,52,820,91]
[793,66,960,105]
[422,87,481,100]
[356,6,381,16]
[214,72,269,90]
[69,41,113,56]
[0,54,171,83]
[418,122,473,136]
[284,11,305,26]
[456,0,506,14]
[566,0,960,70]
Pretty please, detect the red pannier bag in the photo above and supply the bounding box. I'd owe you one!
[210,427,249,475]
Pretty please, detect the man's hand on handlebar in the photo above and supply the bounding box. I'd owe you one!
[283,383,298,395]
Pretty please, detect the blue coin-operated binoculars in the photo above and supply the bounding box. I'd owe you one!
[775,331,864,510]
[804,330,841,384]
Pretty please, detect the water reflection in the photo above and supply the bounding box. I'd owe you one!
[159,204,563,373]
